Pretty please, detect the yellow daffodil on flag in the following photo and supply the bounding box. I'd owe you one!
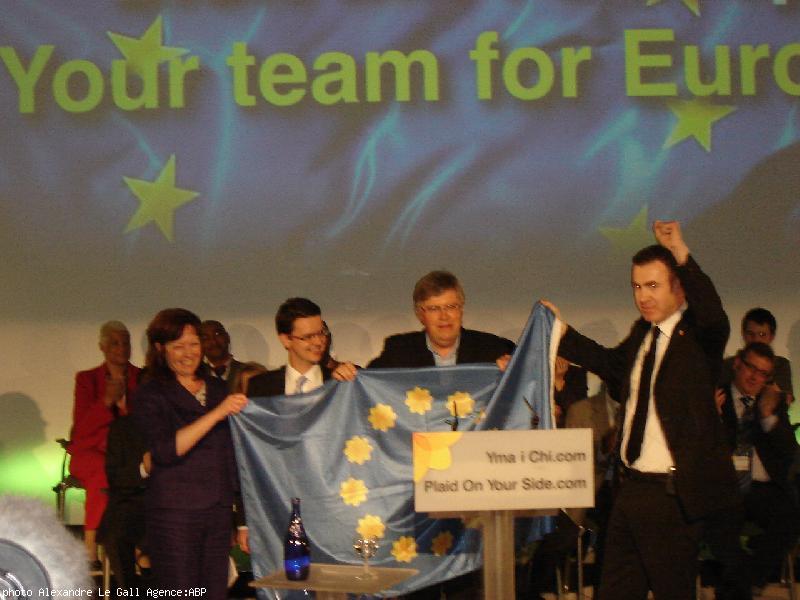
[356,514,386,539]
[446,391,474,417]
[343,435,373,465]
[368,403,397,431]
[405,386,433,415]
[431,531,454,556]
[412,432,462,482]
[391,536,418,563]
[339,477,368,506]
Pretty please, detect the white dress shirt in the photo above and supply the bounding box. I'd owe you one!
[284,364,323,395]
[621,308,683,473]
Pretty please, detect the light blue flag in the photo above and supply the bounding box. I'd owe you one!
[230,302,556,596]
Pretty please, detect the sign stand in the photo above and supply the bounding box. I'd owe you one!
[428,509,557,600]
[416,430,593,599]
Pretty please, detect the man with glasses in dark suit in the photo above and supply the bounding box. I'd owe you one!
[247,297,357,398]
[368,270,514,369]
[715,342,799,594]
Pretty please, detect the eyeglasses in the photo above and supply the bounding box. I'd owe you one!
[740,357,773,380]
[417,303,463,315]
[289,328,330,343]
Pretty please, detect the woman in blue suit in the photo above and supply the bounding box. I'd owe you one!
[134,308,247,598]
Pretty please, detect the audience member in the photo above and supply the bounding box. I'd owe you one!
[133,308,247,599]
[523,384,618,599]
[548,221,738,599]
[321,320,341,372]
[565,382,618,522]
[99,413,149,591]
[246,298,356,397]
[68,320,140,566]
[717,342,800,592]
[230,361,267,395]
[200,320,245,392]
[368,270,514,369]
[553,356,588,427]
[564,383,619,589]
[720,308,794,403]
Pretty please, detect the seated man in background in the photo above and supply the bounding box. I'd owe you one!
[716,342,800,592]
[68,321,140,567]
[564,383,619,589]
[247,297,356,397]
[368,270,514,369]
[554,356,588,427]
[565,381,619,524]
[200,320,245,392]
[720,307,794,404]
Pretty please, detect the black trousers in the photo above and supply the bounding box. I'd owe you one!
[598,476,701,600]
[101,493,146,590]
[745,481,800,587]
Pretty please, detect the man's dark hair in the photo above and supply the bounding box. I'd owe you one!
[737,341,776,365]
[200,320,230,341]
[145,308,203,381]
[413,270,465,306]
[275,298,322,335]
[742,307,777,335]
[631,245,679,278]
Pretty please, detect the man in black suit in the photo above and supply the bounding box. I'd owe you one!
[717,342,799,591]
[368,270,514,369]
[200,320,246,392]
[547,221,739,599]
[247,297,357,397]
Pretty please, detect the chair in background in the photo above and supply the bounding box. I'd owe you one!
[52,438,111,591]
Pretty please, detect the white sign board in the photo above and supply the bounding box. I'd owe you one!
[413,429,594,512]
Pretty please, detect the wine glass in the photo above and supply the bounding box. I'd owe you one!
[352,535,379,580]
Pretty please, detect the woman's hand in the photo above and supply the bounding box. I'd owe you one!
[215,393,248,420]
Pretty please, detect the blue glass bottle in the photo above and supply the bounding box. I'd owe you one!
[284,497,311,580]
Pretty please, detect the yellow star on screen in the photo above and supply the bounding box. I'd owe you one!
[646,0,700,17]
[599,205,652,257]
[663,98,737,152]
[108,15,189,76]
[124,155,199,242]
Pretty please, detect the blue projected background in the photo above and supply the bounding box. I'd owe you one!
[2,0,798,319]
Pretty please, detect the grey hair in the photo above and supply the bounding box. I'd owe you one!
[99,320,129,344]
